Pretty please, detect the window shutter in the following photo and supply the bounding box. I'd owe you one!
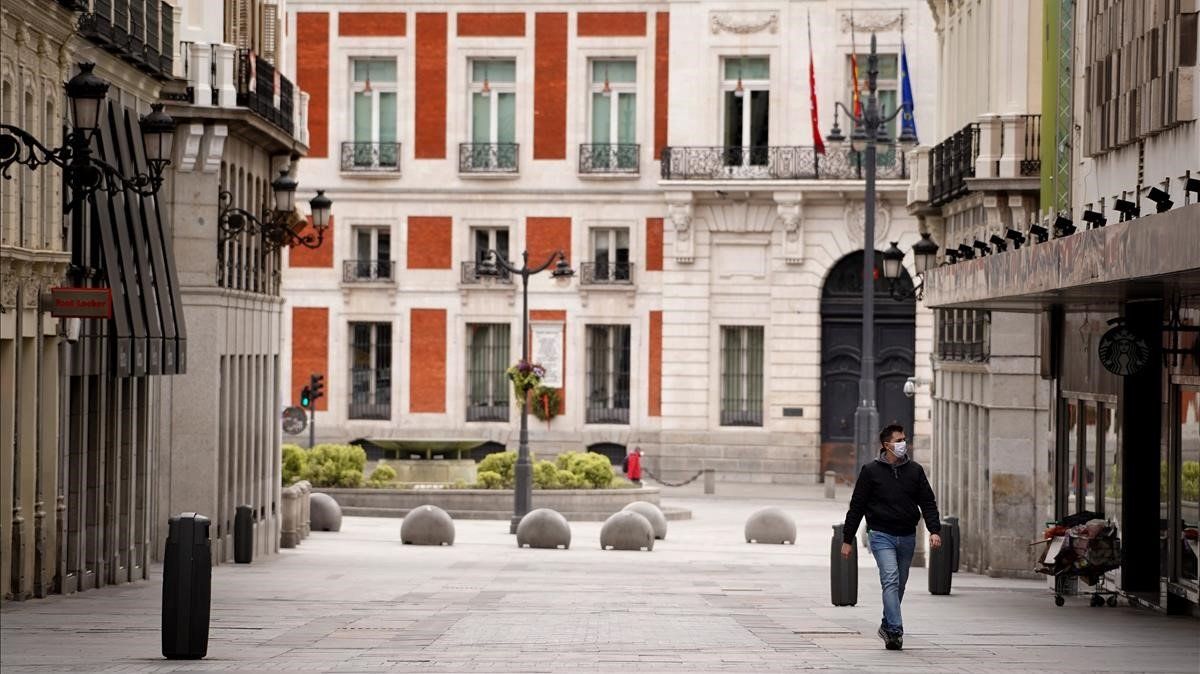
[261,2,278,65]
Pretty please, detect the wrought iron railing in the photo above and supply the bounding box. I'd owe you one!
[77,1,173,78]
[235,49,296,136]
[580,261,635,285]
[460,261,513,285]
[348,368,391,420]
[341,142,402,172]
[459,143,519,173]
[1019,114,1041,177]
[660,144,908,180]
[342,259,396,283]
[579,143,640,174]
[586,403,630,424]
[929,123,979,206]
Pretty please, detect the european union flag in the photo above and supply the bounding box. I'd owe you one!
[900,40,918,143]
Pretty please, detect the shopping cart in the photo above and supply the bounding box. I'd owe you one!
[1033,516,1122,607]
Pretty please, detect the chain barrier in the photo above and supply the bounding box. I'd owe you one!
[643,468,706,488]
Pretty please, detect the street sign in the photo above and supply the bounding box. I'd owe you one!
[49,287,113,319]
[281,406,308,435]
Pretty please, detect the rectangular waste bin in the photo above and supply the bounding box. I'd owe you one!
[162,513,211,660]
[830,524,858,606]
[943,516,960,572]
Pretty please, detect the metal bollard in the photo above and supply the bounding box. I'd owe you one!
[162,513,211,660]
[824,470,837,499]
[830,524,858,606]
[234,505,253,564]
[296,481,312,538]
[943,516,960,572]
[703,468,716,494]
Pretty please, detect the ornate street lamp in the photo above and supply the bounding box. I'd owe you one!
[826,34,919,476]
[477,249,575,533]
[217,169,333,252]
[881,232,940,301]
[0,63,175,210]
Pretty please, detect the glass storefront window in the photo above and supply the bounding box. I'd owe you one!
[1102,404,1121,522]
[1180,386,1199,591]
[1066,401,1079,512]
[1083,401,1098,512]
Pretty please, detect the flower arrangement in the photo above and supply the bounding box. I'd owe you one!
[506,360,545,407]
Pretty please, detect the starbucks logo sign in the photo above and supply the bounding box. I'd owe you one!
[1098,324,1151,376]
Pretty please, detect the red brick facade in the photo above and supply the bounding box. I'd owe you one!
[577,12,646,36]
[646,217,663,272]
[533,13,568,160]
[339,12,406,36]
[415,13,448,159]
[407,217,453,269]
[457,12,525,36]
[410,309,447,413]
[654,12,669,160]
[648,310,662,417]
[296,13,330,158]
[525,217,572,266]
[288,215,334,268]
[291,307,329,411]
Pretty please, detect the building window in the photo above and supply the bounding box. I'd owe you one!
[472,226,510,264]
[350,58,399,168]
[587,59,637,170]
[584,227,631,283]
[722,57,770,168]
[847,53,898,138]
[349,322,392,420]
[467,59,517,170]
[720,326,764,426]
[934,309,990,361]
[466,323,510,421]
[586,325,631,424]
[348,226,392,281]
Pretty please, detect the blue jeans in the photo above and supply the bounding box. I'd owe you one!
[868,531,916,634]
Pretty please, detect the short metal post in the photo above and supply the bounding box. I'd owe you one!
[703,468,715,494]
[824,470,837,499]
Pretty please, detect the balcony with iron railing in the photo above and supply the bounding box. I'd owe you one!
[580,261,635,286]
[460,261,513,285]
[77,0,174,78]
[342,259,396,284]
[348,369,391,420]
[466,401,509,422]
[909,114,1041,208]
[579,143,640,175]
[341,142,402,173]
[660,144,908,181]
[586,396,630,424]
[236,49,295,136]
[459,143,519,174]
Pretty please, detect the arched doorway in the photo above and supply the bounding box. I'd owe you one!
[820,251,916,482]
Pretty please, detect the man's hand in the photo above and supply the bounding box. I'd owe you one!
[840,542,852,559]
[930,534,943,549]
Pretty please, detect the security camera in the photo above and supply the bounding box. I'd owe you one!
[903,377,917,398]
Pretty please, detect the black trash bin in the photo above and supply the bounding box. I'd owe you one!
[830,524,858,606]
[943,516,960,572]
[234,505,253,564]
[928,520,954,595]
[162,513,212,660]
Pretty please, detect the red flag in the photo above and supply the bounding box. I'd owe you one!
[808,12,825,155]
[849,10,863,117]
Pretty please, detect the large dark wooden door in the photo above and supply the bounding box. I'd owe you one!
[820,251,916,482]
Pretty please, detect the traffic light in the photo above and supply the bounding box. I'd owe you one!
[309,373,325,404]
[299,386,312,409]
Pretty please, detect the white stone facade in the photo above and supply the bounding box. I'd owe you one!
[283,0,940,484]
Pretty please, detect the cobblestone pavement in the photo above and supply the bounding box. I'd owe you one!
[3,485,1197,673]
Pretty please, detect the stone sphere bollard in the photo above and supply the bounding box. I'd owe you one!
[309,492,343,532]
[516,508,572,549]
[600,511,654,551]
[622,501,668,540]
[745,507,797,544]
[400,505,455,546]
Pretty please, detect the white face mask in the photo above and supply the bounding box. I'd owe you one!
[890,441,907,457]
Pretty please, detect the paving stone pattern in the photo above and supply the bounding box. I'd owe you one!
[2,485,1197,673]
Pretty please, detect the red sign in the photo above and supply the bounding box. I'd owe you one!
[49,287,113,319]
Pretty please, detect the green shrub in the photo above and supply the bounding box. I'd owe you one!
[1183,460,1199,502]
[555,469,583,489]
[532,460,560,488]
[478,451,518,488]
[608,477,634,489]
[281,444,307,486]
[475,470,504,489]
[369,463,398,487]
[554,451,614,489]
[451,479,469,490]
[302,444,367,488]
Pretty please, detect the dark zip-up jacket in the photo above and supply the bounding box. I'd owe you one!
[842,453,941,544]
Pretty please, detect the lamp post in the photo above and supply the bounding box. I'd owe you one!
[827,35,918,475]
[0,63,175,211]
[880,232,940,301]
[476,249,575,533]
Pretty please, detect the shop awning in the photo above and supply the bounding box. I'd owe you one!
[923,204,1200,311]
[91,101,187,376]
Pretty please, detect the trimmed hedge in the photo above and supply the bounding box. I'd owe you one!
[369,463,398,487]
[280,444,366,488]
[472,450,616,490]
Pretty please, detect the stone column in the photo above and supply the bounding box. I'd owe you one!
[188,42,213,106]
[213,44,237,108]
[997,113,1027,178]
[974,114,1001,179]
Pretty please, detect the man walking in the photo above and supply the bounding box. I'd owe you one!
[840,424,942,651]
